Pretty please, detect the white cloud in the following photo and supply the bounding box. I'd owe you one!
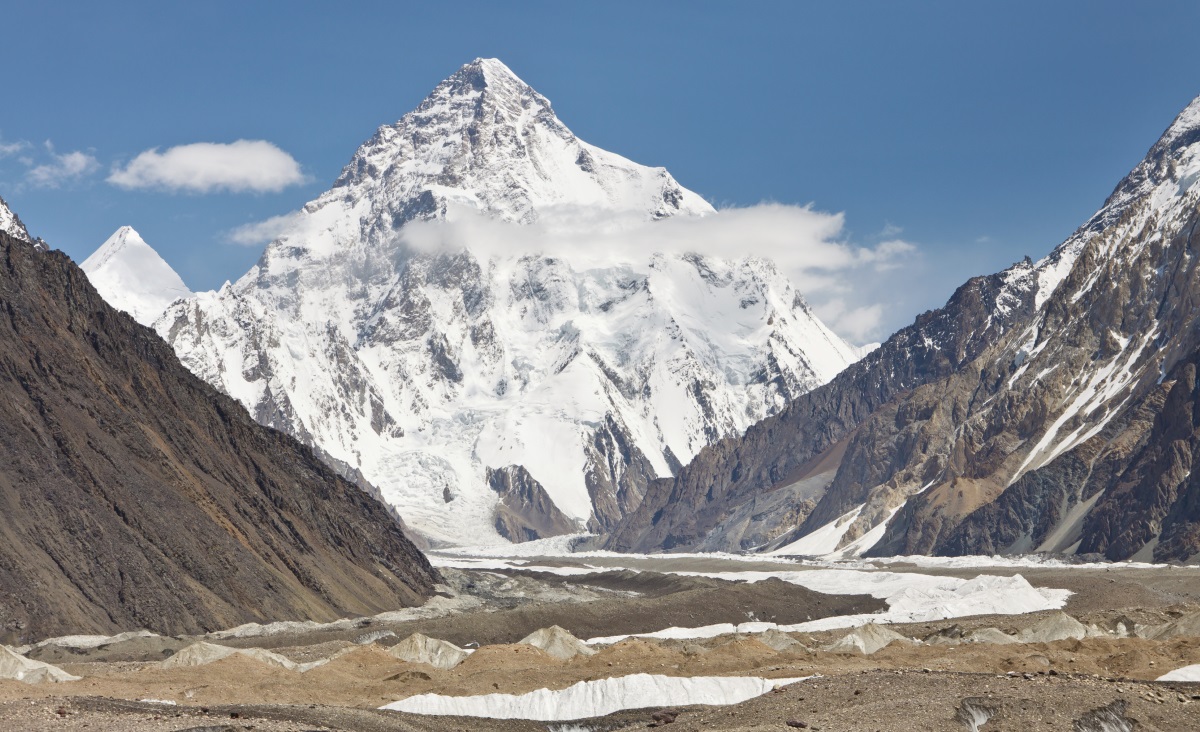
[227,211,305,246]
[0,139,28,158]
[27,143,100,188]
[814,298,886,344]
[108,140,308,193]
[228,201,918,343]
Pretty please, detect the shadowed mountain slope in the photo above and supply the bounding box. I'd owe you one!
[0,230,438,642]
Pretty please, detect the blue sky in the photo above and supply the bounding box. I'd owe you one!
[2,1,1198,340]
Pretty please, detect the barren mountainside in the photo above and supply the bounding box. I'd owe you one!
[0,230,438,642]
[610,94,1200,562]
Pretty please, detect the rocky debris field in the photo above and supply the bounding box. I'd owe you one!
[2,561,1200,730]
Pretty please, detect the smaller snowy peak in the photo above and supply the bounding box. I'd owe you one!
[0,195,31,243]
[82,226,193,326]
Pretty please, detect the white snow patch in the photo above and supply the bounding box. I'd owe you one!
[1157,664,1200,682]
[770,506,862,556]
[381,673,806,720]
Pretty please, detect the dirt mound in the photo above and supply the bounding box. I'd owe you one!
[824,623,909,655]
[453,644,559,673]
[389,633,470,670]
[708,637,780,663]
[160,642,318,672]
[587,638,681,670]
[963,627,1018,645]
[757,629,807,652]
[1017,612,1088,643]
[0,646,79,684]
[518,626,596,660]
[1143,609,1200,639]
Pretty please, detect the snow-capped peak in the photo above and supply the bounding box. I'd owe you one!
[0,195,31,243]
[322,57,712,235]
[81,226,193,326]
[154,58,859,546]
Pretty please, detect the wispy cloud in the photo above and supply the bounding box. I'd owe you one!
[227,211,306,246]
[27,143,100,188]
[231,201,917,343]
[0,138,29,158]
[108,140,308,193]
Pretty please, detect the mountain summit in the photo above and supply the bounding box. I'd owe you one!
[153,59,859,545]
[331,58,713,225]
[81,226,193,326]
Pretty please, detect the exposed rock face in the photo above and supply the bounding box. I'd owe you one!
[0,196,30,243]
[610,95,1200,562]
[153,58,860,545]
[0,230,438,642]
[487,465,577,541]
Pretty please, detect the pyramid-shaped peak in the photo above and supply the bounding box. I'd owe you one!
[327,58,713,222]
[457,57,525,86]
[421,57,546,112]
[82,226,193,326]
[85,226,152,265]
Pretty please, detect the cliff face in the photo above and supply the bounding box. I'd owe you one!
[0,231,438,642]
[610,96,1200,563]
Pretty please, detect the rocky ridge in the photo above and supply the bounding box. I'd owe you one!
[0,196,29,243]
[0,226,438,642]
[610,94,1200,561]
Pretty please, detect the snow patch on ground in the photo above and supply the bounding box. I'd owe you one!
[381,673,807,720]
[1157,664,1200,682]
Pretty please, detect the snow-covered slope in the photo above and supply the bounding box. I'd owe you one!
[0,195,31,243]
[156,58,859,545]
[81,227,193,326]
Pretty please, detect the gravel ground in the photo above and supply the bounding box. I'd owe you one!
[5,560,1200,731]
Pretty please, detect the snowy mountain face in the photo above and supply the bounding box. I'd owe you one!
[81,227,193,326]
[155,58,860,546]
[611,94,1200,562]
[0,195,31,243]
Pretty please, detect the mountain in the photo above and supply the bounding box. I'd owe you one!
[609,94,1200,562]
[0,195,30,242]
[0,224,438,642]
[153,58,860,546]
[81,226,194,326]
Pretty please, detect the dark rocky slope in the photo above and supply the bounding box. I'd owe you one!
[0,231,438,642]
[609,95,1200,562]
